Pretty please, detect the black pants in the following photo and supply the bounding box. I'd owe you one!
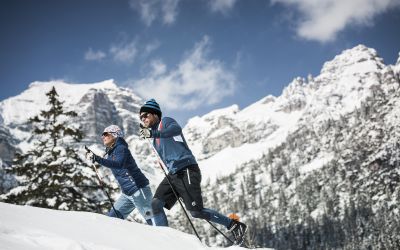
[154,164,204,211]
[152,164,232,227]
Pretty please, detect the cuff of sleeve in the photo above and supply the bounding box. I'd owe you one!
[93,155,100,163]
[151,129,160,138]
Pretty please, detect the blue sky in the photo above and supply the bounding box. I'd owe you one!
[1,0,400,125]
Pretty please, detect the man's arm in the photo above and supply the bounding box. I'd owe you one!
[152,117,182,138]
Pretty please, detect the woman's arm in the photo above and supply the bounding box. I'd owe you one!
[95,145,127,169]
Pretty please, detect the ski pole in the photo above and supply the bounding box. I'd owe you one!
[145,138,202,242]
[206,220,236,245]
[84,146,123,219]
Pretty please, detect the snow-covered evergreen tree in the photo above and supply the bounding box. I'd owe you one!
[1,87,113,212]
[0,160,17,194]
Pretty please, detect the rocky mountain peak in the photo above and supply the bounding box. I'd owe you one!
[279,77,308,112]
[319,45,384,81]
[394,52,400,74]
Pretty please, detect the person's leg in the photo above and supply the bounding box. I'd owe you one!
[177,165,233,228]
[190,208,232,228]
[178,166,247,243]
[107,193,135,219]
[131,185,155,225]
[151,176,177,226]
[151,198,168,226]
[191,207,248,244]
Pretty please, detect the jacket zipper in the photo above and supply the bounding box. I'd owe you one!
[187,168,191,185]
[140,188,146,200]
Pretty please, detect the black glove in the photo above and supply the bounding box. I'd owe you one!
[85,147,99,163]
[139,124,152,139]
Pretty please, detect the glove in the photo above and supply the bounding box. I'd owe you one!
[85,151,98,163]
[139,127,152,139]
[139,124,152,139]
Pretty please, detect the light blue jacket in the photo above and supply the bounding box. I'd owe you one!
[151,117,197,174]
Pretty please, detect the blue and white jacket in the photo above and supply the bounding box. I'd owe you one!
[95,137,149,195]
[151,117,197,174]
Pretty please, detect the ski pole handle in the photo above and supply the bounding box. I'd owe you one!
[85,146,102,181]
[85,145,122,219]
[84,145,92,154]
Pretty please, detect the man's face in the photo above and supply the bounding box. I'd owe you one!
[140,112,157,128]
[102,132,115,146]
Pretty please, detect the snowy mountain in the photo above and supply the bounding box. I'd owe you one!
[182,45,400,248]
[0,80,142,143]
[0,80,162,192]
[1,45,399,249]
[0,202,266,250]
[185,45,393,181]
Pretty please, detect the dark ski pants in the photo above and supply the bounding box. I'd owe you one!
[152,164,232,228]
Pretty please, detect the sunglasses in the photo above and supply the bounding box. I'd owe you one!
[140,112,150,121]
[102,132,111,137]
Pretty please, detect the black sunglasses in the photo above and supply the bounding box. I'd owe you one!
[140,112,150,120]
[102,132,110,137]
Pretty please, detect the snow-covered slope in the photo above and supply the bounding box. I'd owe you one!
[0,202,267,250]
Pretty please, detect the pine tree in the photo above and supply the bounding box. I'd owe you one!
[1,86,111,212]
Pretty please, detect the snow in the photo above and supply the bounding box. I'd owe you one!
[0,44,398,249]
[204,105,239,118]
[208,126,233,138]
[0,202,269,250]
[185,105,239,139]
[199,117,301,182]
[200,142,267,181]
[195,108,303,181]
[299,153,334,174]
[0,79,117,126]
[184,45,391,183]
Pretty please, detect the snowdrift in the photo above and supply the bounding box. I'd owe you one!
[0,202,269,250]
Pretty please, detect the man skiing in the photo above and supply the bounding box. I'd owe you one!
[86,125,163,225]
[138,99,247,243]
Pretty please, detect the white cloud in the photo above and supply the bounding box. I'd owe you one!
[84,38,158,64]
[129,0,180,26]
[271,0,400,42]
[144,40,161,55]
[208,0,238,14]
[110,40,137,64]
[84,48,106,61]
[162,0,180,24]
[148,59,167,76]
[131,36,237,110]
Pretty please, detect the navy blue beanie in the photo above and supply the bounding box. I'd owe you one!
[140,99,162,118]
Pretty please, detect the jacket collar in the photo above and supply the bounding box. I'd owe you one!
[105,137,127,154]
[151,118,161,130]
